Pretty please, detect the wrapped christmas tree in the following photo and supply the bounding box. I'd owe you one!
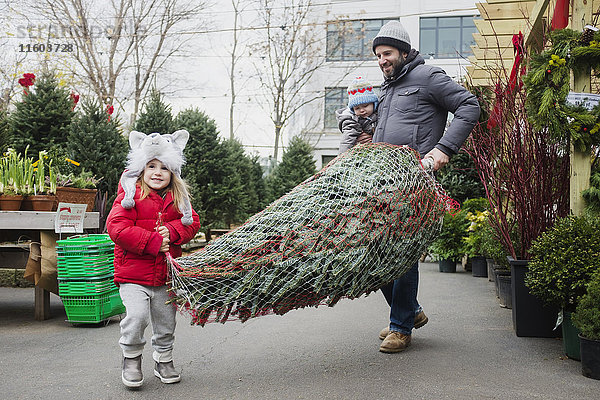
[168,143,456,325]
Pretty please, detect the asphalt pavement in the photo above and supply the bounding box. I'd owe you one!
[1,261,599,400]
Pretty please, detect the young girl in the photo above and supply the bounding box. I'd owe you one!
[107,130,200,389]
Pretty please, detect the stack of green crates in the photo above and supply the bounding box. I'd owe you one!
[57,234,125,323]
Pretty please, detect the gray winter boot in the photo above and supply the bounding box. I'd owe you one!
[154,360,181,384]
[122,355,143,388]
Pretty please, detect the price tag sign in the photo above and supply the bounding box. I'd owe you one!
[55,202,87,233]
[566,92,600,110]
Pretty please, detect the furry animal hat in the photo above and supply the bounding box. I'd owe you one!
[120,130,193,225]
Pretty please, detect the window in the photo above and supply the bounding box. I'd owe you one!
[324,87,347,129]
[323,86,380,129]
[419,16,479,59]
[322,155,336,166]
[327,19,396,61]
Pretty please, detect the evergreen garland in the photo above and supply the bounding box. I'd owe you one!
[524,29,600,152]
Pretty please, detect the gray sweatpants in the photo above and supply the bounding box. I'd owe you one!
[118,283,176,362]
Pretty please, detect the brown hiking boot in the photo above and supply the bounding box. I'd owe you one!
[379,331,412,353]
[378,311,429,340]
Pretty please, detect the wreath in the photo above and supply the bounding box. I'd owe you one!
[524,28,600,151]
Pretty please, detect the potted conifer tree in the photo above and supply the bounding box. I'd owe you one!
[526,214,600,359]
[572,271,600,380]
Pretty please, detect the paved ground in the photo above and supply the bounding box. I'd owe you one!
[1,262,599,400]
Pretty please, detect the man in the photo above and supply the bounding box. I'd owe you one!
[370,20,480,353]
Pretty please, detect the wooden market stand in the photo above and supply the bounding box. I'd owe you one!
[0,210,99,320]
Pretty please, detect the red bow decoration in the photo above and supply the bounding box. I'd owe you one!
[487,32,525,130]
[551,0,569,30]
[70,92,80,111]
[106,104,114,121]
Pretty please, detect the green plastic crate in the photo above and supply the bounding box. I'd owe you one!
[58,274,117,296]
[61,288,125,323]
[56,234,116,279]
[57,260,115,279]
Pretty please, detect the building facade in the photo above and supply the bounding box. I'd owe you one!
[293,0,480,169]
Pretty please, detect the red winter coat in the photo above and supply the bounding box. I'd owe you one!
[107,184,200,286]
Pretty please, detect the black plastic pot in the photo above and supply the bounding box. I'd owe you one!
[496,271,512,309]
[509,257,560,338]
[471,256,487,278]
[438,259,457,273]
[563,311,581,361]
[486,258,496,283]
[580,335,600,380]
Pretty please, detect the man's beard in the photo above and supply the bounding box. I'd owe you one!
[383,54,406,79]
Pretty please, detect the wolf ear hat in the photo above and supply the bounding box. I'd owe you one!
[120,129,193,225]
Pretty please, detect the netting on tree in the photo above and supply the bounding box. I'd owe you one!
[167,143,455,326]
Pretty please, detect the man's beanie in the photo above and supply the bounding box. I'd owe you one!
[347,76,378,111]
[372,20,411,54]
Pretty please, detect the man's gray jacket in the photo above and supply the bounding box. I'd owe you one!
[373,52,480,157]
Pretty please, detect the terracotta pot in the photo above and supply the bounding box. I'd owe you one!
[21,194,58,211]
[0,194,24,211]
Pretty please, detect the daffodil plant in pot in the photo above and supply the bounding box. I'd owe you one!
[0,148,33,210]
[21,150,58,211]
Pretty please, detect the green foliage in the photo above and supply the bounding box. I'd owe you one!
[0,109,9,154]
[9,71,74,155]
[266,136,316,202]
[572,270,600,340]
[479,219,510,268]
[67,99,127,206]
[436,151,485,204]
[582,167,600,214]
[176,108,265,229]
[526,215,600,310]
[134,89,175,134]
[428,210,469,262]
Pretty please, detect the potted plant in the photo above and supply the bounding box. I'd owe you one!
[55,169,100,212]
[428,210,469,272]
[21,150,58,211]
[572,271,600,380]
[526,214,600,359]
[0,148,32,210]
[462,198,490,277]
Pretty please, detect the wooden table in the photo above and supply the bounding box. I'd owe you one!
[0,211,99,320]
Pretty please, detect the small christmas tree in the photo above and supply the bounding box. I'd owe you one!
[9,71,74,155]
[68,99,128,207]
[0,109,9,154]
[266,136,316,201]
[134,89,175,134]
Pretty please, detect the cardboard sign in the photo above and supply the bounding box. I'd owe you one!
[55,202,87,233]
[566,92,600,110]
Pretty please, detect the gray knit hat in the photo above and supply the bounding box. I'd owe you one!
[372,20,411,54]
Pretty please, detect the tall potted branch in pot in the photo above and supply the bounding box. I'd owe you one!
[467,58,569,336]
[526,214,600,359]
[572,271,600,380]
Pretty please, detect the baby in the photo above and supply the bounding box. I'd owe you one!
[335,76,378,154]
